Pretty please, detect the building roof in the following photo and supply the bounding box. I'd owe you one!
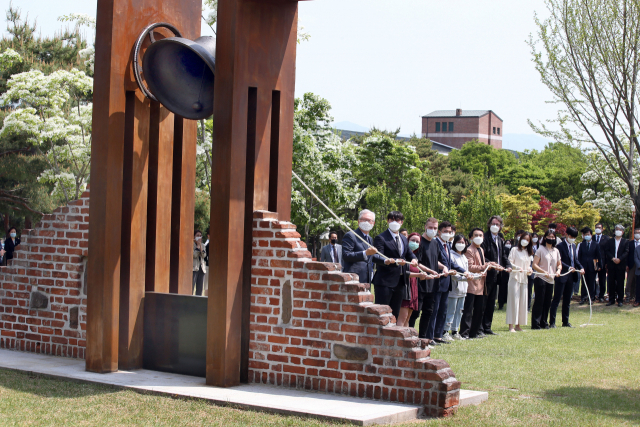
[333,128,456,155]
[422,110,503,121]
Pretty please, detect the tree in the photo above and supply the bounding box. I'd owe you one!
[447,140,517,179]
[499,187,541,236]
[531,195,556,233]
[553,197,601,231]
[529,0,640,217]
[456,179,504,236]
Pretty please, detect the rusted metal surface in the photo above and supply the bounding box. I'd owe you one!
[208,0,299,387]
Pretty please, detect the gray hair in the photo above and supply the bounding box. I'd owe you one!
[358,209,375,220]
[615,224,625,231]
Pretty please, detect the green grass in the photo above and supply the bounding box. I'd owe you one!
[0,302,639,426]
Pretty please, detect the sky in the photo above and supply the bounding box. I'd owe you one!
[3,0,558,151]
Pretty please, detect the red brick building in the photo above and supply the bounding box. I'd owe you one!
[421,109,503,149]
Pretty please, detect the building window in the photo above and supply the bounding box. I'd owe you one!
[436,122,440,132]
[497,127,501,135]
[493,127,496,135]
[449,122,454,133]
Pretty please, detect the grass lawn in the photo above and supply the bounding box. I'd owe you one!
[0,302,638,426]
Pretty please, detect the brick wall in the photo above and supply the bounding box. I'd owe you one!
[0,190,89,358]
[249,211,461,417]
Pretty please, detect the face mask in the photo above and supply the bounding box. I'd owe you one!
[635,234,640,240]
[455,243,466,252]
[583,235,592,241]
[546,238,556,247]
[595,228,602,235]
[359,221,374,232]
[532,238,538,243]
[330,239,337,245]
[426,229,437,238]
[615,230,623,237]
[440,232,452,241]
[10,233,16,238]
[195,236,202,241]
[490,225,500,234]
[388,221,402,232]
[473,236,484,246]
[408,241,420,251]
[520,240,529,247]
[549,228,555,233]
[567,238,575,244]
[516,237,521,242]
[505,244,512,249]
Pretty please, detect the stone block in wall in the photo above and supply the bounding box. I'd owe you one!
[30,291,49,309]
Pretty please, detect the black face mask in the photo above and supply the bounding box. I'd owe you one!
[545,238,556,247]
[331,239,337,245]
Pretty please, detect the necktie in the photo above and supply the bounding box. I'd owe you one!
[332,245,338,263]
[570,244,574,267]
[395,236,401,253]
[587,242,590,251]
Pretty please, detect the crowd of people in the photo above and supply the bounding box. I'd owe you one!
[324,210,639,348]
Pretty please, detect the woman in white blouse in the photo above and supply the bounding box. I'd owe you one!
[506,232,533,331]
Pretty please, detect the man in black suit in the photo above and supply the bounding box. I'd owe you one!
[604,224,629,307]
[342,209,378,285]
[578,227,601,304]
[408,217,441,340]
[480,215,512,336]
[549,226,584,328]
[428,221,467,344]
[372,211,418,319]
[626,226,640,302]
[594,222,610,302]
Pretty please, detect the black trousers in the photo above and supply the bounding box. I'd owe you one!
[549,277,574,326]
[192,269,205,296]
[608,265,626,304]
[597,268,607,300]
[531,277,554,329]
[374,280,405,321]
[409,290,435,338]
[528,275,534,310]
[498,271,509,308]
[481,277,498,332]
[459,293,485,338]
[582,271,596,301]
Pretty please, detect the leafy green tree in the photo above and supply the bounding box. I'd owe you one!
[553,197,601,232]
[500,187,541,236]
[456,179,504,236]
[447,140,517,179]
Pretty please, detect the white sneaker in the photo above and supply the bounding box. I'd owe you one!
[452,333,465,340]
[442,332,454,342]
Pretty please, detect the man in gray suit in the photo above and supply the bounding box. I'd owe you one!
[320,231,343,269]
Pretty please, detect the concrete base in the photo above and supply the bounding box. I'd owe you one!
[0,349,487,425]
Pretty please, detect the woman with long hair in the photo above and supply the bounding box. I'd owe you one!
[506,232,533,331]
[531,230,562,329]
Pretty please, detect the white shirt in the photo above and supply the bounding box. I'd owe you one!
[614,237,622,258]
[389,229,403,255]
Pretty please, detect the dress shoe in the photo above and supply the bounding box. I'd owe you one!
[618,302,623,307]
[543,325,550,329]
[484,330,497,336]
[549,324,556,329]
[469,334,484,339]
[477,331,487,338]
[579,300,586,305]
[633,302,640,307]
[434,338,451,344]
[606,302,615,306]
[562,323,574,328]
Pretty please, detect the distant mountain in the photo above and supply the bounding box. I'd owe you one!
[333,121,369,132]
[502,133,552,152]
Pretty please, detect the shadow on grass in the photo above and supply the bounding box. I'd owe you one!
[543,386,640,422]
[0,368,118,399]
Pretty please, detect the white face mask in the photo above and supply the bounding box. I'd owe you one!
[520,240,529,247]
[583,235,592,241]
[505,244,512,249]
[567,238,575,244]
[359,221,374,232]
[490,225,500,234]
[473,236,484,246]
[635,234,640,240]
[426,229,437,238]
[388,221,402,232]
[532,238,539,243]
[549,228,555,233]
[455,243,466,252]
[195,236,202,241]
[615,230,623,237]
[595,228,602,235]
[441,232,452,241]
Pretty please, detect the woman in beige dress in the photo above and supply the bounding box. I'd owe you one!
[506,232,533,331]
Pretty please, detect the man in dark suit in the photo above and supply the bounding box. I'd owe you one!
[372,211,418,319]
[428,221,467,344]
[342,209,378,285]
[594,222,610,302]
[408,217,441,340]
[626,226,640,303]
[604,224,629,307]
[549,226,584,328]
[319,231,343,268]
[480,215,512,336]
[578,227,601,304]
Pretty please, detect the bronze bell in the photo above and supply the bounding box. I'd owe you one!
[142,36,216,120]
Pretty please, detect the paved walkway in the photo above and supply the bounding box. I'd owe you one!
[0,349,487,425]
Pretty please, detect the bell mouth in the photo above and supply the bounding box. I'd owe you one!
[142,37,216,120]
